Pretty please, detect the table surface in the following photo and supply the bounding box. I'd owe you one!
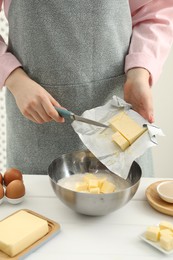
[1,176,173,260]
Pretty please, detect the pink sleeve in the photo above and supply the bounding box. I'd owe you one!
[126,0,173,85]
[0,0,21,88]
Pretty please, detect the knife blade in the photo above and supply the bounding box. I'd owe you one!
[55,107,108,128]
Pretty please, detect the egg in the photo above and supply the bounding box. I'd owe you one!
[0,173,3,185]
[0,184,4,199]
[5,180,25,199]
[4,168,23,186]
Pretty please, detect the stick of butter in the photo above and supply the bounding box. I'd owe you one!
[0,210,49,257]
[112,131,130,151]
[109,111,146,145]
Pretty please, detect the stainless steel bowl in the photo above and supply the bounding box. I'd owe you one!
[48,150,142,216]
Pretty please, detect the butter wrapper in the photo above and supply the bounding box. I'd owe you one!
[72,96,164,179]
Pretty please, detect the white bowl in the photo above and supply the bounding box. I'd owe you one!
[5,195,25,204]
[157,181,173,203]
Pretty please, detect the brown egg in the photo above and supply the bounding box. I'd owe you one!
[0,184,4,199]
[0,173,3,185]
[5,180,25,199]
[4,168,23,186]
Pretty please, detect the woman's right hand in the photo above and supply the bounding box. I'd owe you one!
[124,68,154,123]
[5,68,65,124]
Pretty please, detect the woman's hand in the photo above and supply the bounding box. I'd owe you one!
[5,68,65,124]
[124,68,154,123]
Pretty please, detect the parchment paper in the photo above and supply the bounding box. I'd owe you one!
[72,96,164,179]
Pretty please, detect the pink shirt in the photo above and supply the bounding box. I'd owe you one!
[0,0,173,88]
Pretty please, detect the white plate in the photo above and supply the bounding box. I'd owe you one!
[140,232,173,255]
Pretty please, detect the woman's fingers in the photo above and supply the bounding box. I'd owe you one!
[41,97,65,123]
[124,68,154,123]
[5,68,66,124]
[24,111,41,124]
[24,102,65,124]
[132,93,154,123]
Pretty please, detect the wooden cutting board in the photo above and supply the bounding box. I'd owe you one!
[0,209,61,259]
[146,180,173,216]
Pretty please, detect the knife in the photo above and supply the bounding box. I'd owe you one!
[55,107,108,128]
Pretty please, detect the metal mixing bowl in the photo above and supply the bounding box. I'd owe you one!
[48,150,142,216]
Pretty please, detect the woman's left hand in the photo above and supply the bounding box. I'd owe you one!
[124,68,154,123]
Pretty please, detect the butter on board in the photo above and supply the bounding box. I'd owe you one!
[0,210,49,257]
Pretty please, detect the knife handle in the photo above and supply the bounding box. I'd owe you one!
[55,107,73,118]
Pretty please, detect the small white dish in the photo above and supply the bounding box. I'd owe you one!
[5,195,25,204]
[140,232,173,255]
[157,181,173,203]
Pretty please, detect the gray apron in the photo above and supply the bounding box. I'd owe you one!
[6,0,153,176]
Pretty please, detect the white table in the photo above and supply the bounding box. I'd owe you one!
[0,176,173,260]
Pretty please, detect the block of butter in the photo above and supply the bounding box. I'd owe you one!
[160,235,173,251]
[145,226,160,242]
[100,180,116,194]
[112,131,130,151]
[159,221,173,231]
[76,181,88,192]
[160,229,173,237]
[0,210,49,257]
[109,111,146,145]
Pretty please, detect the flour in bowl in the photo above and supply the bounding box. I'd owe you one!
[58,172,130,193]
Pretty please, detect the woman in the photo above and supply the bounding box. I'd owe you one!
[0,0,173,175]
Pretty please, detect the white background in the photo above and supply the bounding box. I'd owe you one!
[152,46,173,177]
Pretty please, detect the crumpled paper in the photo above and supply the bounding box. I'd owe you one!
[72,96,164,179]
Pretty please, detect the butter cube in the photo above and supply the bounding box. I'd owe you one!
[109,111,146,144]
[160,235,173,251]
[112,131,130,151]
[88,179,99,189]
[76,182,88,192]
[101,180,116,193]
[75,173,116,194]
[145,226,160,242]
[83,173,97,183]
[159,221,173,231]
[89,187,100,194]
[0,210,49,257]
[160,229,173,237]
[98,177,107,188]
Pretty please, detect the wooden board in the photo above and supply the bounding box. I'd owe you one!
[0,209,61,259]
[146,180,173,216]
